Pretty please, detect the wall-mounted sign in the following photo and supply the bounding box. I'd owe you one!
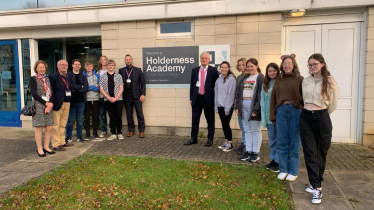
[143,45,230,88]
[1,71,11,79]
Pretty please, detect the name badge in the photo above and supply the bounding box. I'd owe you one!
[196,81,200,87]
[42,95,49,102]
[65,90,71,96]
[126,79,131,83]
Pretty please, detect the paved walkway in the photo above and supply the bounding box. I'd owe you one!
[0,127,373,209]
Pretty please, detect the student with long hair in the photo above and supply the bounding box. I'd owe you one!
[216,61,236,152]
[301,53,338,204]
[261,63,280,172]
[98,55,109,138]
[270,54,303,181]
[235,58,264,162]
[234,58,247,154]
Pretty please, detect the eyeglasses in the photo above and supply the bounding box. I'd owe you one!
[283,62,293,66]
[307,63,320,68]
[59,64,68,66]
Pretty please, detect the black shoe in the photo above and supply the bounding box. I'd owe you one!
[265,160,276,169]
[65,137,72,144]
[236,144,246,155]
[37,150,46,157]
[85,131,90,141]
[234,142,245,152]
[249,152,260,162]
[77,137,84,143]
[43,148,56,154]
[204,139,213,147]
[240,152,251,161]
[269,163,280,173]
[184,139,198,145]
[93,133,99,140]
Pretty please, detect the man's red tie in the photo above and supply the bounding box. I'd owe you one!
[200,67,205,95]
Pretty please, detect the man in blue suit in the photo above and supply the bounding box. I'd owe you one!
[184,52,219,146]
[49,60,73,151]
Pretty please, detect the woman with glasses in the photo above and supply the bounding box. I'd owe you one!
[270,54,303,181]
[301,53,339,204]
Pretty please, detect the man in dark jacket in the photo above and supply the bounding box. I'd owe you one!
[184,52,219,146]
[119,54,146,138]
[65,59,88,143]
[49,60,73,151]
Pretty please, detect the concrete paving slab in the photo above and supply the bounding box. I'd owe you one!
[290,171,344,197]
[0,171,11,178]
[350,199,374,210]
[20,162,57,174]
[0,139,36,167]
[0,172,38,187]
[0,162,34,172]
[331,171,374,184]
[292,193,353,210]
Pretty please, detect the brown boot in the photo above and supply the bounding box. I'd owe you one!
[139,132,145,138]
[127,132,135,137]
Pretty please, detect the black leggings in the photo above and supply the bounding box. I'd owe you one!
[218,107,234,141]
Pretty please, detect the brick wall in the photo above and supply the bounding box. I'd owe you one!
[364,7,374,147]
[100,13,282,137]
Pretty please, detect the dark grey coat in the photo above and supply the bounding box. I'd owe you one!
[234,73,264,121]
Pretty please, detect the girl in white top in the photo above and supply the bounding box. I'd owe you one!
[300,53,339,205]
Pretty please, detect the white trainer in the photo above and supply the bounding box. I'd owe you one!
[286,174,298,181]
[306,185,322,193]
[118,134,124,140]
[277,172,288,181]
[312,189,322,204]
[107,135,117,141]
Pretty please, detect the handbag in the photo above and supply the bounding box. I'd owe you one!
[21,84,36,116]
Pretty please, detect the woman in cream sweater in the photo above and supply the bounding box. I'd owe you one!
[301,53,339,204]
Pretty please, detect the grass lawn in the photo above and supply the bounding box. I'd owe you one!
[0,155,294,209]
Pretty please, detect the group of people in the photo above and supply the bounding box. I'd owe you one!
[29,50,338,204]
[29,54,146,154]
[185,52,339,204]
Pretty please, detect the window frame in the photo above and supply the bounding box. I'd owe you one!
[157,20,194,39]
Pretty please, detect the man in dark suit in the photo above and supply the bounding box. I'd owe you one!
[119,54,146,138]
[184,52,219,146]
[49,60,73,151]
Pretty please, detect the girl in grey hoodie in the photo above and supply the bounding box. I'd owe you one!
[215,61,237,152]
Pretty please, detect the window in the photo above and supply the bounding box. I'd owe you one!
[157,20,194,38]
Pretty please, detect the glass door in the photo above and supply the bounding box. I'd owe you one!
[0,40,21,127]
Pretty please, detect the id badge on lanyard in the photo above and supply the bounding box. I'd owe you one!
[42,95,49,102]
[65,90,71,96]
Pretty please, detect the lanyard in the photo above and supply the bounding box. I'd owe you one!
[126,68,133,78]
[35,76,49,93]
[60,75,69,89]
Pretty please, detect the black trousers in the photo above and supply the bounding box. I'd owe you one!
[125,93,145,132]
[218,107,233,140]
[300,109,332,189]
[105,100,123,135]
[191,94,215,140]
[84,101,100,132]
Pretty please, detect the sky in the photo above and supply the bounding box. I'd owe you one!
[0,0,130,11]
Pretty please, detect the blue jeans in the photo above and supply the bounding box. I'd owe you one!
[100,98,108,133]
[276,104,301,176]
[267,124,278,163]
[66,102,85,139]
[242,100,262,153]
[238,114,245,143]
